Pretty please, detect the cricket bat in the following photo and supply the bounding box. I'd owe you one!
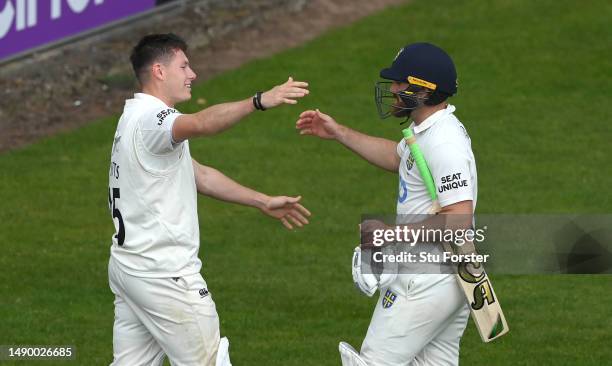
[402,128,509,343]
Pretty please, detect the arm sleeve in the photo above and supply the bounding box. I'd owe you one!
[427,143,474,207]
[137,107,183,155]
[397,139,407,158]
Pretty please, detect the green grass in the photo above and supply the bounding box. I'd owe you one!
[1,0,611,364]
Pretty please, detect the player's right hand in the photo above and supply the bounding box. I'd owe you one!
[295,109,341,140]
[359,219,390,248]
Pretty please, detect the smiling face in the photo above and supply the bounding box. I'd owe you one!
[160,49,197,105]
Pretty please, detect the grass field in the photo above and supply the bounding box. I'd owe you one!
[1,0,611,364]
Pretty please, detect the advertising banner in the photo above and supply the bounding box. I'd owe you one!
[0,0,175,61]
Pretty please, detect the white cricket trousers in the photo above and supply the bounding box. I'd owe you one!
[360,274,469,366]
[108,258,221,366]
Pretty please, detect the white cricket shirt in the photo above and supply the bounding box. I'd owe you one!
[108,93,202,278]
[396,104,477,215]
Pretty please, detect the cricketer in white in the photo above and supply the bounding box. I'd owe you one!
[107,33,311,366]
[296,43,476,365]
[357,104,475,366]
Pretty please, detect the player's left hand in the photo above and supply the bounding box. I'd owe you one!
[260,195,311,230]
[261,77,309,109]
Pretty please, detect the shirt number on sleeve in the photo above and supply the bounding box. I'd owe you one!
[108,187,125,246]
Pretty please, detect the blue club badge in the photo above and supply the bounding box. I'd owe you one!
[382,289,397,309]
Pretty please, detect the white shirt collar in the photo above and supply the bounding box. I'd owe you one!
[132,93,171,108]
[412,104,456,134]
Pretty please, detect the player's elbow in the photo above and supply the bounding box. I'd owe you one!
[194,164,221,196]
[192,161,211,194]
[385,154,401,172]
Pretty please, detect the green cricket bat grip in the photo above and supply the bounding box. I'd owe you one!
[402,128,438,201]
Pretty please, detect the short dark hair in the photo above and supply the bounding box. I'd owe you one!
[130,33,188,83]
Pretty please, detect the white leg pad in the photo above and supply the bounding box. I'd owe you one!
[339,342,369,366]
[215,337,232,366]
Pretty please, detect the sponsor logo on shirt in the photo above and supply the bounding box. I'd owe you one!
[438,173,468,193]
[199,288,209,298]
[157,108,178,126]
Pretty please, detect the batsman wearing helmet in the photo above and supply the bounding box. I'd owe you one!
[296,43,477,365]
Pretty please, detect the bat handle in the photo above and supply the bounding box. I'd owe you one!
[428,200,441,214]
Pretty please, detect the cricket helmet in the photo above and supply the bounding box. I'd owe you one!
[375,42,457,119]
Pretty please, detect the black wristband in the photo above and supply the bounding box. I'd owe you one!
[252,94,260,111]
[253,91,266,111]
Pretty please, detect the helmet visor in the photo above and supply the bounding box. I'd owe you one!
[374,81,418,119]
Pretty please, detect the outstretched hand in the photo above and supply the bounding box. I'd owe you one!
[261,77,309,109]
[295,109,342,140]
[260,195,312,230]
